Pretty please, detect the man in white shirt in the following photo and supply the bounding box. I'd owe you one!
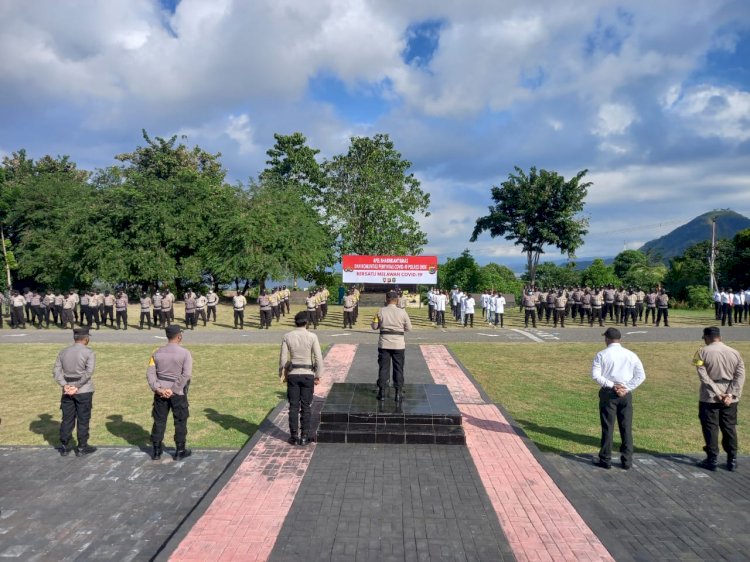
[463,294,476,327]
[721,288,733,326]
[434,290,447,328]
[733,290,743,324]
[713,290,722,320]
[494,292,506,328]
[744,288,750,323]
[591,327,646,470]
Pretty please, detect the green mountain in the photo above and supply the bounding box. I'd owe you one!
[639,209,750,260]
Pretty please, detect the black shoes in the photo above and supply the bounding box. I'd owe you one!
[377,388,385,401]
[727,456,738,472]
[60,442,73,457]
[592,458,611,469]
[621,461,632,470]
[298,436,310,446]
[174,443,192,461]
[152,442,163,461]
[394,390,403,402]
[287,435,298,445]
[288,434,310,446]
[696,458,718,472]
[75,445,97,457]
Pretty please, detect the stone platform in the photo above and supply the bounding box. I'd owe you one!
[316,383,465,445]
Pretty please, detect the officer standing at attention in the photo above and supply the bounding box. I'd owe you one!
[693,327,745,471]
[53,327,97,457]
[372,291,412,402]
[140,292,152,329]
[591,327,646,469]
[206,289,218,322]
[147,324,193,461]
[184,291,197,330]
[305,290,319,329]
[195,292,208,327]
[257,290,271,329]
[342,289,355,329]
[115,291,129,330]
[522,290,537,328]
[233,290,247,329]
[161,289,174,326]
[280,311,324,445]
[152,290,163,327]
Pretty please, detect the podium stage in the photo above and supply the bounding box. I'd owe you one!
[316,383,465,445]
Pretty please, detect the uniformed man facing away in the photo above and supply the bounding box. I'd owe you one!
[233,291,247,329]
[53,327,97,457]
[280,311,324,445]
[195,292,208,326]
[694,327,745,471]
[305,290,319,329]
[139,292,152,329]
[342,289,356,329]
[152,290,163,327]
[115,291,128,330]
[147,324,193,461]
[372,291,412,402]
[162,289,175,325]
[184,291,197,330]
[257,290,271,329]
[206,289,218,322]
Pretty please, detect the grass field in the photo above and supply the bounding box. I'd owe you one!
[3,302,730,332]
[452,341,750,454]
[0,344,285,449]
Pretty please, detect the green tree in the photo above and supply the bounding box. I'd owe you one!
[479,262,523,296]
[612,250,648,279]
[470,166,591,286]
[523,261,581,288]
[437,250,482,292]
[726,228,750,289]
[260,132,325,203]
[581,259,619,287]
[663,239,733,300]
[323,134,430,256]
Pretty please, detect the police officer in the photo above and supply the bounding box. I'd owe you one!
[694,327,745,471]
[115,291,128,330]
[305,290,318,329]
[53,327,97,456]
[280,311,324,445]
[257,290,271,329]
[522,290,537,328]
[152,290,163,327]
[140,292,152,329]
[655,289,670,327]
[102,290,115,327]
[196,292,208,327]
[146,324,193,461]
[11,290,26,329]
[372,291,412,402]
[161,289,174,327]
[342,289,355,329]
[206,289,218,322]
[184,291,197,330]
[233,291,247,329]
[553,290,567,328]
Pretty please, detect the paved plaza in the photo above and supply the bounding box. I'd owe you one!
[0,341,748,561]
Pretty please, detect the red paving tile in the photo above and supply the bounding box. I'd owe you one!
[170,344,357,562]
[420,345,614,562]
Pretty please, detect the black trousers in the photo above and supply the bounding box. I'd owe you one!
[656,307,669,326]
[623,307,637,326]
[284,300,290,314]
[185,311,196,328]
[545,306,553,322]
[580,308,592,324]
[590,307,603,326]
[12,306,25,328]
[343,310,354,328]
[260,309,272,328]
[272,305,280,321]
[733,305,742,323]
[207,305,217,322]
[464,313,474,327]
[287,375,314,437]
[140,311,151,328]
[494,312,504,327]
[378,348,405,390]
[234,309,244,328]
[428,304,434,322]
[197,309,207,326]
[306,309,318,329]
[721,303,732,326]
[150,385,189,445]
[31,305,43,326]
[645,306,656,323]
[636,302,643,320]
[60,391,93,446]
[714,301,722,320]
[320,303,328,319]
[553,309,565,327]
[699,401,738,459]
[102,305,114,324]
[524,309,537,327]
[116,310,127,329]
[598,387,633,464]
[435,310,446,327]
[604,302,614,320]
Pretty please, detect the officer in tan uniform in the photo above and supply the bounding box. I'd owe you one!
[102,291,115,327]
[553,290,567,328]
[694,327,745,471]
[319,285,329,320]
[269,288,280,323]
[305,290,318,329]
[233,291,247,329]
[282,285,290,315]
[279,311,324,445]
[371,291,412,402]
[147,324,193,461]
[257,290,271,329]
[342,289,356,329]
[53,327,96,456]
[522,290,537,328]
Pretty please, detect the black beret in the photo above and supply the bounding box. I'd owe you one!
[703,326,721,338]
[602,327,621,340]
[165,325,183,338]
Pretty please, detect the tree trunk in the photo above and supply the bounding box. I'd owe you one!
[0,225,12,291]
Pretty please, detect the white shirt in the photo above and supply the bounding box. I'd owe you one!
[434,294,446,312]
[713,291,721,303]
[733,293,743,305]
[721,292,731,304]
[465,297,475,314]
[496,295,506,314]
[481,293,489,307]
[591,343,646,392]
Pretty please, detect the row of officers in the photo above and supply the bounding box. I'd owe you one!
[0,285,337,330]
[712,288,750,326]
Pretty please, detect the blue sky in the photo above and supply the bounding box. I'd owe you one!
[1,0,749,270]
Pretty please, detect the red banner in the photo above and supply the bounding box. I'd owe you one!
[342,255,438,284]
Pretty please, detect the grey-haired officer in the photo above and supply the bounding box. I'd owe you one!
[53,327,97,456]
[280,311,324,445]
[147,324,193,461]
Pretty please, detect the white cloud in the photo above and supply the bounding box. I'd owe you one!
[665,84,750,142]
[592,103,637,137]
[224,114,257,155]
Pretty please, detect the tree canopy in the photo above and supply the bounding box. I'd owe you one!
[470,166,590,287]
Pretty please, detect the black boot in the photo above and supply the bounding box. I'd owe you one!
[696,457,718,471]
[394,389,403,402]
[60,441,73,457]
[376,388,385,401]
[727,455,738,472]
[287,433,299,445]
[298,435,310,446]
[152,441,163,460]
[75,443,97,457]
[174,443,192,461]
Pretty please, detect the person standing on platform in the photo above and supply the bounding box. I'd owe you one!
[591,327,646,470]
[115,291,128,330]
[655,289,670,327]
[343,289,355,329]
[53,327,97,457]
[206,289,218,322]
[280,311,324,446]
[233,291,247,329]
[694,327,745,471]
[140,292,152,329]
[372,291,412,402]
[147,324,193,461]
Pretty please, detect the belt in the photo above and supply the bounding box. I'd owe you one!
[64,376,81,382]
[290,364,314,370]
[380,331,404,335]
[156,374,177,382]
